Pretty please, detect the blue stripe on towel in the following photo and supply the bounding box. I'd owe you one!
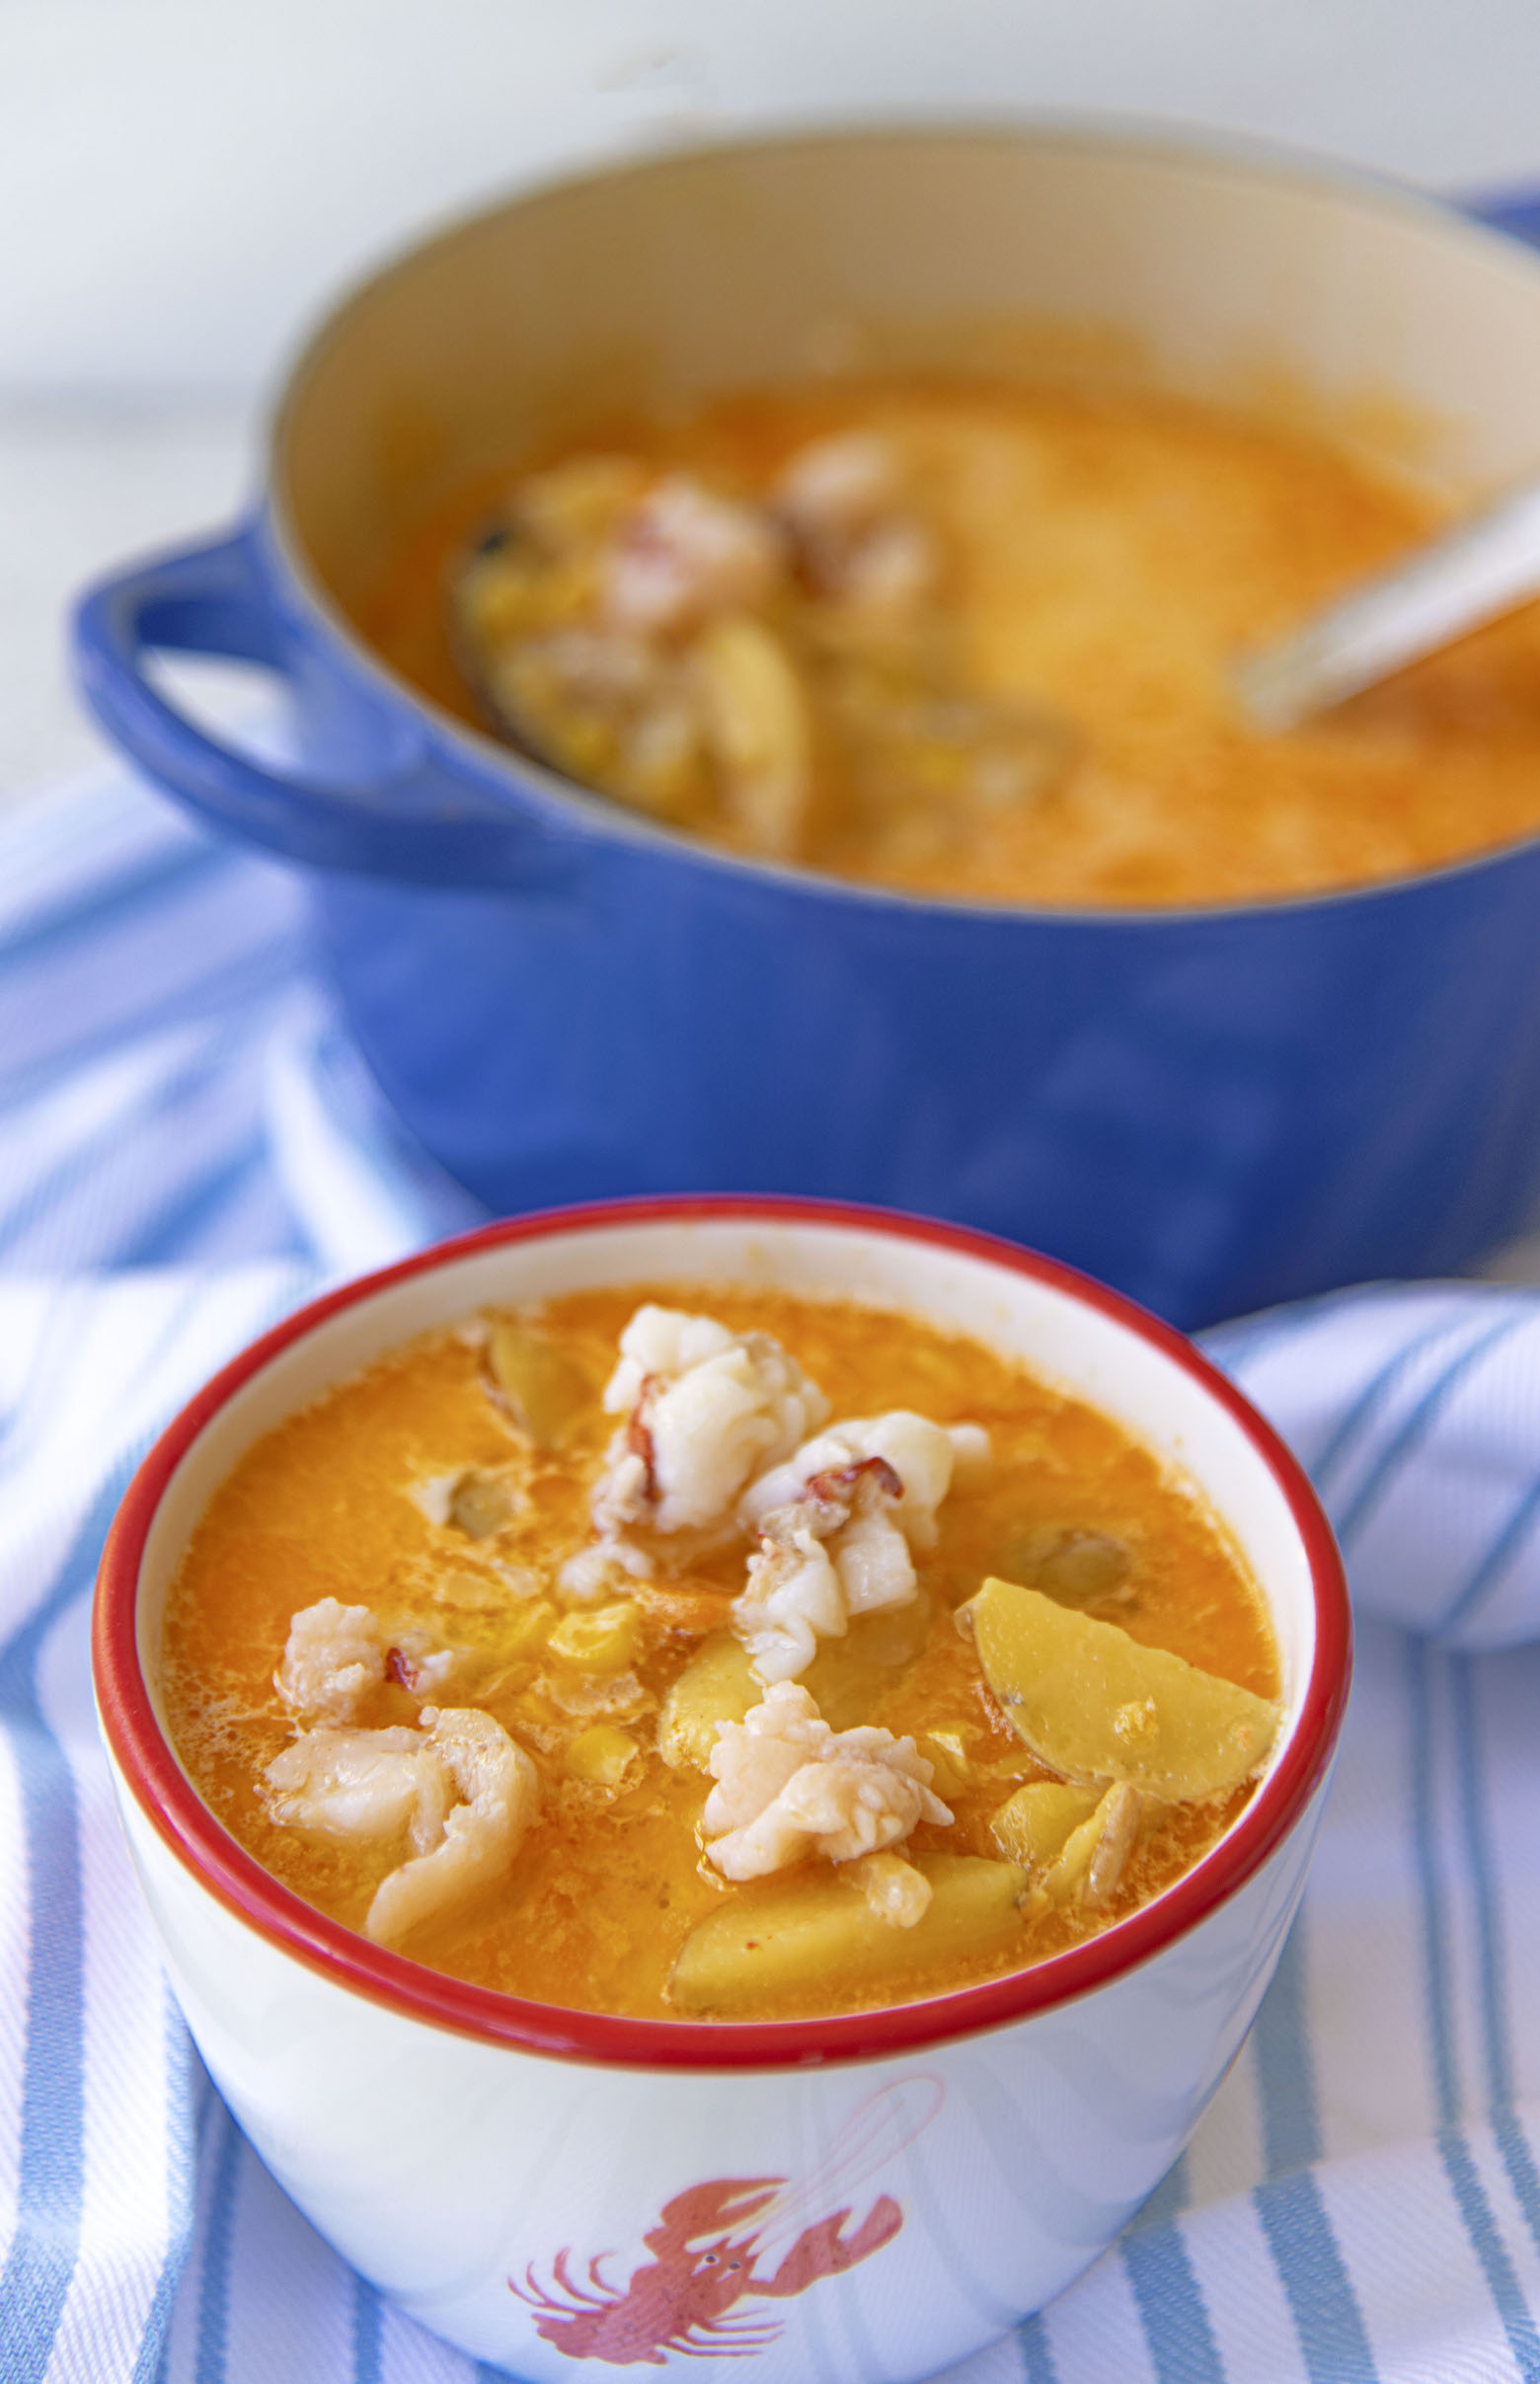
[0,1468,138,2384]
[0,1266,209,2380]
[0,1028,256,1256]
[350,2273,383,2384]
[1133,2155,1191,2228]
[1199,1286,1352,1384]
[1254,1923,1321,2178]
[1333,1309,1540,1544]
[1451,1657,1540,2263]
[1303,1311,1475,1491]
[1251,1920,1379,2382]
[1406,1639,1540,2378]
[193,2113,243,2384]
[131,1996,203,2384]
[1121,2151,1224,2382]
[1440,1463,1540,1636]
[1015,2312,1060,2384]
[0,839,223,986]
[1120,2227,1224,2384]
[117,1132,273,1269]
[0,1703,84,2378]
[0,936,299,1124]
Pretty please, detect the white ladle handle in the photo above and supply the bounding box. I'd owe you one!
[1235,479,1540,731]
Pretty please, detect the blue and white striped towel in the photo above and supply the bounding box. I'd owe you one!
[4,764,1540,2384]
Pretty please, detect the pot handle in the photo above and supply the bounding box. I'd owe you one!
[72,523,570,885]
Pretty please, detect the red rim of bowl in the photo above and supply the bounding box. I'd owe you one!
[93,1193,1351,2073]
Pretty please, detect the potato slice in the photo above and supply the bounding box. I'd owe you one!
[694,616,817,858]
[655,1631,759,1770]
[962,1577,1279,1802]
[990,1780,1103,1871]
[668,1853,1027,2013]
[486,1319,589,1447]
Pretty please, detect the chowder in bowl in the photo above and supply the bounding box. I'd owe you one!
[94,1199,1348,2378]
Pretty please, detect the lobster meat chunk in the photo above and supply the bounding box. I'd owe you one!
[592,1305,828,1537]
[702,1680,951,1881]
[732,1411,990,1679]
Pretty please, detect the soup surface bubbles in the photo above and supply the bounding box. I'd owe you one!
[162,1285,1280,2022]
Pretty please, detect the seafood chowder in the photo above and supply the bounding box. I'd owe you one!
[367,381,1540,909]
[162,1287,1281,2023]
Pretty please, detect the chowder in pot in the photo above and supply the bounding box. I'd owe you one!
[74,129,1540,1323]
[409,381,1540,907]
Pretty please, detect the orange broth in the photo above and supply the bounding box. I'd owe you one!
[361,380,1540,909]
[161,1286,1278,2023]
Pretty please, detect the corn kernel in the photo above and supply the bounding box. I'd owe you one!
[519,456,646,548]
[847,1850,932,1928]
[546,712,619,782]
[548,1600,641,1672]
[467,561,546,640]
[565,1726,640,1786]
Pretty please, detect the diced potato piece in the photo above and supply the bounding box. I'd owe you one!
[694,617,816,858]
[990,1780,1103,1870]
[447,1469,516,1540]
[655,1631,758,1769]
[1002,1524,1132,1606]
[917,1729,972,1799]
[1036,1782,1143,1910]
[547,1601,641,1673]
[486,1320,589,1448]
[564,1725,640,1785]
[962,1577,1280,1802]
[669,1854,1027,2013]
[1037,1798,1105,1907]
[1084,1782,1142,1906]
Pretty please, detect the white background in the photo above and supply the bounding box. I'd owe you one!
[6,0,1540,797]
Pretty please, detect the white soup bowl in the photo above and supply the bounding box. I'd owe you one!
[93,1198,1349,2380]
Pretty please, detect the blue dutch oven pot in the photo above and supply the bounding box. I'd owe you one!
[72,128,1540,1330]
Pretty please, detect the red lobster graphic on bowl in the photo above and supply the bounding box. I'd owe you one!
[509,2078,941,2365]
